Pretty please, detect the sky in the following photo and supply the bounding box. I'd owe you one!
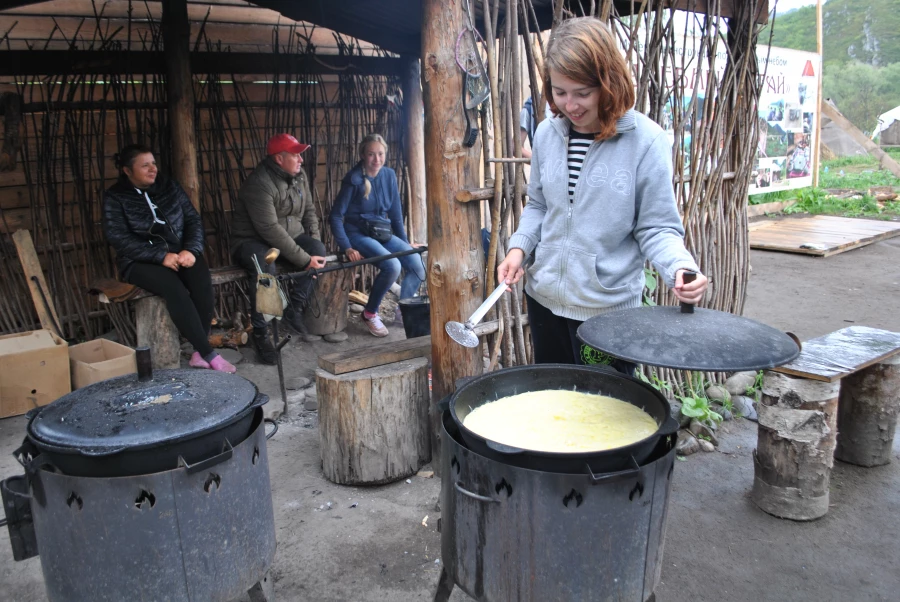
[772,0,820,13]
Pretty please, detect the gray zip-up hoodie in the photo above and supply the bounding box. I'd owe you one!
[508,109,699,322]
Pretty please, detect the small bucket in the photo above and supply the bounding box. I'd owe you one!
[398,297,431,339]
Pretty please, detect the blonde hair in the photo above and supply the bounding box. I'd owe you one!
[359,133,387,198]
[543,17,635,141]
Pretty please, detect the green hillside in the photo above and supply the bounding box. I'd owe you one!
[766,0,900,68]
[762,0,900,133]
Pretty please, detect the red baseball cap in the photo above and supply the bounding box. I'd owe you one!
[266,134,310,156]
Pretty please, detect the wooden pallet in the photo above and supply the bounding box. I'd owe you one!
[749,215,900,257]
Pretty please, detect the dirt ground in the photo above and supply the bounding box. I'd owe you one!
[1,226,899,602]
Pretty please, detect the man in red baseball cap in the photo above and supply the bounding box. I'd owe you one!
[230,134,328,363]
[266,133,311,156]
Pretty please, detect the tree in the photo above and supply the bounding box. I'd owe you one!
[824,62,883,133]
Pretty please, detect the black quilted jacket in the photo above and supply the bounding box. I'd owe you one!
[102,176,205,278]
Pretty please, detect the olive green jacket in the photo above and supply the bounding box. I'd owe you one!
[230,158,321,267]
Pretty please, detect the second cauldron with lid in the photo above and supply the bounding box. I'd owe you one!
[22,350,268,478]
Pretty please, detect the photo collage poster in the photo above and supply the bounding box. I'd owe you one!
[751,47,821,195]
[642,34,820,196]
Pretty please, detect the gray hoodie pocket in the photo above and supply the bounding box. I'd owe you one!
[527,243,562,300]
[563,248,629,307]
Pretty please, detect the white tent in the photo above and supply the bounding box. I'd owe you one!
[871,105,900,139]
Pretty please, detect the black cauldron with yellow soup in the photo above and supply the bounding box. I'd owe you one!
[447,363,678,474]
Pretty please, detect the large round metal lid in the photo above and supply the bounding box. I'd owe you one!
[577,306,800,371]
[29,369,259,453]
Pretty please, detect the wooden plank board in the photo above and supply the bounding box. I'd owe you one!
[318,336,432,375]
[11,229,63,337]
[749,215,900,257]
[773,326,900,382]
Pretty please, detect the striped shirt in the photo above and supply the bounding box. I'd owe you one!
[567,131,596,200]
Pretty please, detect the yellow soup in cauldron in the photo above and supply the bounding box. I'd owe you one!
[462,390,658,453]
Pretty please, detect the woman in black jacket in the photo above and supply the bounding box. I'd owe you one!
[102,144,235,373]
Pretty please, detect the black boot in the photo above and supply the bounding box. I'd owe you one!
[252,327,278,365]
[283,306,322,342]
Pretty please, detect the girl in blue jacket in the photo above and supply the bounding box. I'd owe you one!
[329,134,426,337]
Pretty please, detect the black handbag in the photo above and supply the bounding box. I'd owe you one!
[362,215,392,243]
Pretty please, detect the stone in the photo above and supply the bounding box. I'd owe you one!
[711,404,733,421]
[725,371,758,397]
[698,439,716,452]
[705,384,731,403]
[670,400,692,428]
[676,430,700,456]
[349,303,365,314]
[731,395,758,421]
[218,348,243,365]
[689,419,719,446]
[324,332,349,343]
[304,398,319,412]
[286,376,311,390]
[300,333,323,343]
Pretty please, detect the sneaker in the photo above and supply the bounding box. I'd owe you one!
[209,354,237,374]
[362,312,389,337]
[252,328,278,365]
[189,352,210,369]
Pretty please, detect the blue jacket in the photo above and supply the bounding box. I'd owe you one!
[329,164,408,252]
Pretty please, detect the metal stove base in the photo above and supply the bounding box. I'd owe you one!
[437,411,675,602]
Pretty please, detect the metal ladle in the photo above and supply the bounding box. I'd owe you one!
[445,280,509,348]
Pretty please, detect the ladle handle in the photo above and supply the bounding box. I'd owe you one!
[467,280,509,327]
[680,270,697,314]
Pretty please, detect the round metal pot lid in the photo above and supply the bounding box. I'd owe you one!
[29,369,260,453]
[576,306,800,371]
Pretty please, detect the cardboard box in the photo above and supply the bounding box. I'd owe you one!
[69,339,137,390]
[0,330,71,419]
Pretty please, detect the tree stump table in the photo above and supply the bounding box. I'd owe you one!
[316,357,431,485]
[303,261,352,336]
[753,326,900,520]
[134,296,180,369]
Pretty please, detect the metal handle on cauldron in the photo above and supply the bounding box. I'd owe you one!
[264,418,278,440]
[680,271,697,314]
[584,456,642,485]
[454,481,500,504]
[178,439,234,475]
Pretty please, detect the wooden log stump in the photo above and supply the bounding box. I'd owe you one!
[752,371,841,520]
[303,263,351,336]
[835,355,900,467]
[135,296,180,369]
[317,357,431,485]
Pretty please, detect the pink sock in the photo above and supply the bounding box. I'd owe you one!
[209,355,236,374]
[363,310,377,320]
[189,352,210,369]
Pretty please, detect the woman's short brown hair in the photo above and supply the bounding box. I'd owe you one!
[543,17,635,141]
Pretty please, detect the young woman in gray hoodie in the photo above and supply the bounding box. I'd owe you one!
[497,17,708,370]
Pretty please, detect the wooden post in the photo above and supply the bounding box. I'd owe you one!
[401,54,427,245]
[161,0,201,210]
[835,356,900,467]
[751,371,840,521]
[317,358,431,485]
[135,296,180,369]
[421,0,485,475]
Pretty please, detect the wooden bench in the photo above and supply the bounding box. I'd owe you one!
[752,326,900,520]
[89,265,275,369]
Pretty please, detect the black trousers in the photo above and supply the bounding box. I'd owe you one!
[126,255,215,357]
[233,235,326,330]
[525,293,636,375]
